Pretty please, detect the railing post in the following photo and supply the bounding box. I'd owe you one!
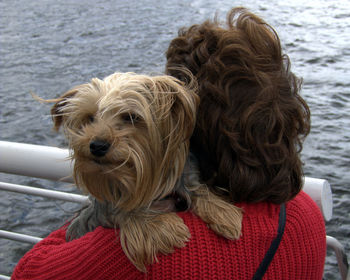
[326,236,349,280]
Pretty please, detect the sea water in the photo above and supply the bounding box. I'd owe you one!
[0,0,349,278]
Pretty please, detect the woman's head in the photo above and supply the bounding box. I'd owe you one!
[166,7,310,204]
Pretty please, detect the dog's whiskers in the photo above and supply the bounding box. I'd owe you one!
[104,155,130,174]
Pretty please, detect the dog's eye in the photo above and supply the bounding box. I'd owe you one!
[121,113,139,124]
[87,114,95,123]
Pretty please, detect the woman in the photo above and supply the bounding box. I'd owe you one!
[165,6,326,279]
[12,7,326,280]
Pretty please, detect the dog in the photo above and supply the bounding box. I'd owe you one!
[49,72,242,271]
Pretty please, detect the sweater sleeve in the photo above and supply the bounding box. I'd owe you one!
[11,227,144,280]
[11,228,68,279]
[265,191,327,280]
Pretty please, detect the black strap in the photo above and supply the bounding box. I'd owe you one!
[252,203,286,280]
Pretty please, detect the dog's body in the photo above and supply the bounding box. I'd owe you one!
[51,72,242,271]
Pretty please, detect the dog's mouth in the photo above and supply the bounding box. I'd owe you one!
[93,158,103,165]
[92,157,110,165]
[75,155,110,166]
[91,157,128,168]
[75,154,132,172]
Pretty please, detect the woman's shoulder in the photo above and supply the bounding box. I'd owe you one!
[12,226,144,280]
[284,190,326,238]
[177,190,325,239]
[154,191,326,279]
[287,190,323,215]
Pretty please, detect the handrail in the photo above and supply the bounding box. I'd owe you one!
[0,141,333,221]
[303,177,333,221]
[0,181,89,205]
[0,140,348,279]
[327,236,349,280]
[0,141,73,183]
[0,230,43,244]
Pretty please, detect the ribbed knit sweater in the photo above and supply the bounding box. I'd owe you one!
[12,191,326,280]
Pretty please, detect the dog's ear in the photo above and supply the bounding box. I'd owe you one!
[149,74,198,141]
[51,89,78,131]
[168,70,199,141]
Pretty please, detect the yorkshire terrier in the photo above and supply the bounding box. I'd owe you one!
[49,72,242,271]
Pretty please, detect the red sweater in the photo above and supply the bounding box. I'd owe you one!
[12,191,326,280]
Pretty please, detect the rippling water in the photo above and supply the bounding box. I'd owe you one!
[0,0,349,278]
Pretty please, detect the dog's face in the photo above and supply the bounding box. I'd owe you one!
[52,72,198,211]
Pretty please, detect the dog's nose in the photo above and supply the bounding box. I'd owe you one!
[89,140,110,157]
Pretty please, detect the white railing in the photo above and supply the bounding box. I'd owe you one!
[0,230,43,244]
[0,141,334,220]
[0,141,73,183]
[326,236,349,280]
[0,181,89,205]
[0,141,348,280]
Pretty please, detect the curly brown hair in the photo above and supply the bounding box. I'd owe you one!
[165,7,311,204]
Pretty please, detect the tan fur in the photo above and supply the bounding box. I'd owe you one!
[50,72,242,271]
[191,186,242,239]
[119,211,190,270]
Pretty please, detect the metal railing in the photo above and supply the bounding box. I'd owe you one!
[0,141,348,279]
[0,181,89,205]
[326,236,349,280]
